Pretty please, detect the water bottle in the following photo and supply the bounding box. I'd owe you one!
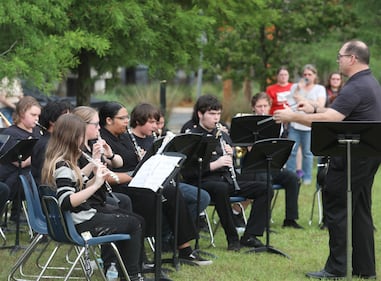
[105,262,119,281]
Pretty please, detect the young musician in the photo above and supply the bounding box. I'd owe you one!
[250,92,302,229]
[98,101,212,266]
[41,114,146,281]
[182,94,270,251]
[0,96,41,222]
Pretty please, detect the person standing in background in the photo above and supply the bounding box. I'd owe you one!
[325,72,343,107]
[266,66,293,115]
[285,64,326,185]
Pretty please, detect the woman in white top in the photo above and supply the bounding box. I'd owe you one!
[286,64,326,184]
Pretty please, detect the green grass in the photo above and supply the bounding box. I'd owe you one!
[3,166,381,280]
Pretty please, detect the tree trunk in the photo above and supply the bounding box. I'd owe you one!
[222,78,233,122]
[76,50,92,106]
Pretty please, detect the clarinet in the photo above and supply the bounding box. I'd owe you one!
[215,123,240,191]
[128,128,144,161]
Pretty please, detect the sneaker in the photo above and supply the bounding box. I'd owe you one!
[129,273,154,281]
[179,250,213,266]
[296,169,304,179]
[240,235,264,248]
[303,179,312,185]
[282,219,303,229]
[232,212,246,228]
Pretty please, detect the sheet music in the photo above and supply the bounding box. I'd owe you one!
[128,154,182,191]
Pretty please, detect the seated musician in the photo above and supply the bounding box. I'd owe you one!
[97,101,212,266]
[181,94,269,251]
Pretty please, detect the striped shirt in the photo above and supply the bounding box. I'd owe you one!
[55,161,97,225]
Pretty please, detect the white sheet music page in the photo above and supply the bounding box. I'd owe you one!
[128,154,182,192]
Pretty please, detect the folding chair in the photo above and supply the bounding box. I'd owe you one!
[40,192,132,281]
[270,184,284,223]
[207,196,247,247]
[0,200,10,246]
[8,173,68,281]
[309,158,327,226]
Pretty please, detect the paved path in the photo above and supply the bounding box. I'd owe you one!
[167,106,193,134]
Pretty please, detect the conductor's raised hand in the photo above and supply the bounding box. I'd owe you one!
[273,106,294,123]
[297,101,314,114]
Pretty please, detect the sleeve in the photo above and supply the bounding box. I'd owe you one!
[55,163,77,212]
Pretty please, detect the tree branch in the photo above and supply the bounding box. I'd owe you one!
[0,41,17,57]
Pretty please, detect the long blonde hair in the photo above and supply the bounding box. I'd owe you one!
[41,114,86,189]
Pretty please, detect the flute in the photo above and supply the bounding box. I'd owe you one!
[80,150,120,193]
[35,121,47,135]
[216,123,240,191]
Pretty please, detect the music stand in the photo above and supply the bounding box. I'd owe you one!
[159,133,217,261]
[311,121,381,280]
[241,138,294,258]
[164,134,218,256]
[129,152,186,281]
[230,115,281,146]
[0,138,38,252]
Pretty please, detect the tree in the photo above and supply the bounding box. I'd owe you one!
[0,1,214,105]
[201,0,357,93]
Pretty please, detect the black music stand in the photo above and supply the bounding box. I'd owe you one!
[129,152,186,281]
[230,115,281,146]
[241,138,294,258]
[164,134,218,256]
[311,121,381,280]
[157,134,217,261]
[0,138,38,252]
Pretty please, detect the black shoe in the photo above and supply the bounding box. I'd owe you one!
[306,269,345,279]
[232,212,246,228]
[10,213,27,224]
[227,240,240,251]
[282,219,303,229]
[179,250,213,266]
[319,223,328,230]
[240,235,264,248]
[129,273,154,281]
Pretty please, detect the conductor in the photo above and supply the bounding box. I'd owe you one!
[274,40,381,279]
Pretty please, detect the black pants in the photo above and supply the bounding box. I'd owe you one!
[76,209,144,278]
[201,175,270,244]
[272,168,300,220]
[323,156,379,276]
[0,182,9,214]
[113,184,197,246]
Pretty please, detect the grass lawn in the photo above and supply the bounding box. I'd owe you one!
[2,164,381,280]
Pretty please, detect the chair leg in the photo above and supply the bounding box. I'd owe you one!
[21,201,34,239]
[201,210,215,248]
[309,186,321,226]
[0,227,6,245]
[270,190,280,223]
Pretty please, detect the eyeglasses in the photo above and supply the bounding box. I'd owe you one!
[337,53,352,60]
[87,121,99,127]
[114,115,129,121]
